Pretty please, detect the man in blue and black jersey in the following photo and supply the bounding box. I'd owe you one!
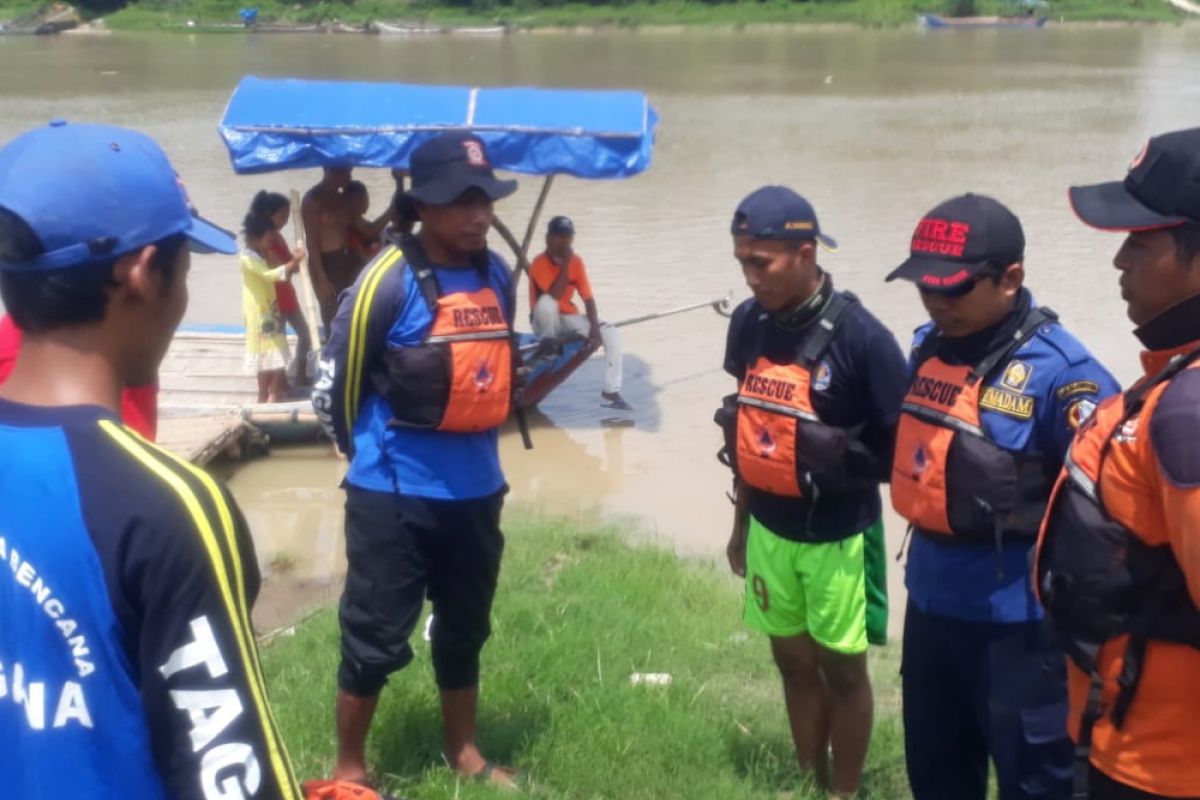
[312,132,523,789]
[0,121,301,798]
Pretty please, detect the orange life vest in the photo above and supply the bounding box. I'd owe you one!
[733,293,856,498]
[380,236,513,433]
[891,307,1057,544]
[1034,346,1200,796]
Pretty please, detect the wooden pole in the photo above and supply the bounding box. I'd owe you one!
[520,174,555,258]
[505,174,555,302]
[289,189,323,350]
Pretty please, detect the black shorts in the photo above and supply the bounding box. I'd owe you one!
[337,486,505,696]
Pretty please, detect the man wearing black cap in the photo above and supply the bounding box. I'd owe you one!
[886,193,1119,800]
[313,131,523,790]
[0,121,300,798]
[528,215,627,408]
[719,186,908,799]
[1035,129,1200,800]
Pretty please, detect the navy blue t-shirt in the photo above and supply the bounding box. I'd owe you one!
[724,286,910,541]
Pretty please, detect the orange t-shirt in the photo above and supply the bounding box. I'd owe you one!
[528,252,593,315]
[1064,342,1200,797]
[0,314,158,441]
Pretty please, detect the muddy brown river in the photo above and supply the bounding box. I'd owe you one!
[3,25,1198,631]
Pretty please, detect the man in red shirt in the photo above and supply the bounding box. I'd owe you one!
[528,215,627,409]
[0,313,158,439]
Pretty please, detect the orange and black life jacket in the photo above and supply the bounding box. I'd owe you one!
[891,307,1058,545]
[378,235,513,433]
[729,292,861,498]
[1034,347,1200,798]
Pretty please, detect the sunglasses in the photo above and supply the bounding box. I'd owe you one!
[918,277,979,299]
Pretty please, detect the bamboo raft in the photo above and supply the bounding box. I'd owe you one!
[157,330,322,465]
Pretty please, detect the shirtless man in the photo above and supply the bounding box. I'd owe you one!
[302,166,359,328]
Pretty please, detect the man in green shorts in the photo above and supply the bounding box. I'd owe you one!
[718,186,908,799]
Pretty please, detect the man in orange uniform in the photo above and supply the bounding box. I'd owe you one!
[528,215,627,408]
[1036,128,1200,800]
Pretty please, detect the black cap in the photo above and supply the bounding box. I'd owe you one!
[1070,128,1200,231]
[547,215,574,235]
[731,186,837,251]
[886,194,1025,292]
[405,132,518,205]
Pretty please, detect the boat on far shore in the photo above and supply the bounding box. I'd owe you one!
[918,12,1048,28]
[370,20,510,35]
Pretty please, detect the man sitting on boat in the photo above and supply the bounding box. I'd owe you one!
[312,131,525,791]
[529,215,628,409]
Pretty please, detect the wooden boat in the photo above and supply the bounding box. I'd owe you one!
[918,13,1048,28]
[371,20,508,35]
[218,77,662,422]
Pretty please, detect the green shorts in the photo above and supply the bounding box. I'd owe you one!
[743,516,889,653]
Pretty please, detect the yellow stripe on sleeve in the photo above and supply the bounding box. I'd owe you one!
[99,421,299,799]
[343,246,404,437]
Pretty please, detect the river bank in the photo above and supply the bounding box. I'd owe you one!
[0,0,1190,33]
[260,512,910,799]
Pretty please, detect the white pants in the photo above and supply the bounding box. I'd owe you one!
[532,294,623,394]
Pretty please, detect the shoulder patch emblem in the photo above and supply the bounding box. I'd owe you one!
[1066,398,1097,430]
[1056,380,1100,400]
[980,386,1035,420]
[1001,360,1033,392]
[812,360,832,392]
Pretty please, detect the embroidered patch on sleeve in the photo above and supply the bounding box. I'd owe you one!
[1055,380,1100,400]
[1066,397,1098,430]
[979,386,1035,419]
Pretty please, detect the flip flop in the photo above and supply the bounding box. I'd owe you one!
[473,761,529,792]
[302,777,408,800]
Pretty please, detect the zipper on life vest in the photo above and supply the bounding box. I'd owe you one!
[894,524,914,563]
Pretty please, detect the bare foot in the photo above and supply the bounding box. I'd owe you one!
[447,747,522,790]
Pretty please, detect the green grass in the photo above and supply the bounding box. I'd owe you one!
[15,0,1183,31]
[259,512,910,800]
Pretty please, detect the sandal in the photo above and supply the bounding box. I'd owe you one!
[472,760,529,792]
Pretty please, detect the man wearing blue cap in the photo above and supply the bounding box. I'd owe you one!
[886,194,1118,800]
[719,185,908,799]
[313,131,523,790]
[0,122,300,798]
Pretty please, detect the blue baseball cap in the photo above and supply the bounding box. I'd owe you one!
[731,186,838,252]
[0,120,236,271]
[547,215,574,235]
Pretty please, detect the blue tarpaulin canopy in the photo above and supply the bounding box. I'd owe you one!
[218,76,658,179]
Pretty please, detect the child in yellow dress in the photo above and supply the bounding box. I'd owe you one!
[242,211,304,402]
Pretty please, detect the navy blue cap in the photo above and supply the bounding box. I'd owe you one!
[1070,128,1200,231]
[886,194,1025,292]
[547,215,574,235]
[731,186,837,251]
[0,120,235,271]
[405,132,518,206]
